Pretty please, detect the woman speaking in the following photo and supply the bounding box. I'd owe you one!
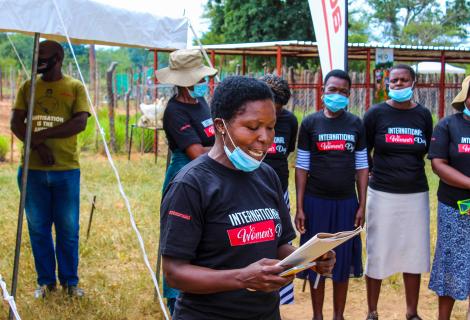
[160,76,335,320]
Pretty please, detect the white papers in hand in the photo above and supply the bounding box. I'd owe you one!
[277,227,363,272]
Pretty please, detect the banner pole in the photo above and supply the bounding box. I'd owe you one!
[344,0,348,72]
[9,32,40,320]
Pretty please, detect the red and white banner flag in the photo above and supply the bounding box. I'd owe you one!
[308,0,347,76]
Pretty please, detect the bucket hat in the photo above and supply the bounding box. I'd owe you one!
[155,49,217,87]
[451,75,470,111]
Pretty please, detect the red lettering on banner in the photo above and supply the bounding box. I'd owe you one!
[227,220,275,246]
[169,210,191,221]
[458,144,470,153]
[332,6,342,33]
[316,140,345,151]
[385,134,414,144]
[204,125,215,137]
[267,143,276,154]
[330,0,338,6]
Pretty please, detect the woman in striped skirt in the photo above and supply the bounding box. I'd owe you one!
[261,74,299,304]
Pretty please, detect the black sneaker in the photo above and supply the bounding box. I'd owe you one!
[366,311,379,320]
[63,285,85,298]
[33,283,57,299]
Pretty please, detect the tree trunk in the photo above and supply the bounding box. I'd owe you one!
[106,62,118,153]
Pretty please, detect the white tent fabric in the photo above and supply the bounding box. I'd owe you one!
[412,62,466,74]
[0,0,188,49]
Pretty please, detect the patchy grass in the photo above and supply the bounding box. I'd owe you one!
[0,152,167,320]
[0,151,468,319]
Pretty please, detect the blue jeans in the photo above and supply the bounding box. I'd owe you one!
[18,168,80,286]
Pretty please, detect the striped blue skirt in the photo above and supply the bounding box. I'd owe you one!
[297,194,363,283]
[279,190,294,305]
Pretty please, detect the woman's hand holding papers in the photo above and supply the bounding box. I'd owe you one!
[236,258,294,292]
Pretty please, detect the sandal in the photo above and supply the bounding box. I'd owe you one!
[366,311,379,320]
[406,315,422,320]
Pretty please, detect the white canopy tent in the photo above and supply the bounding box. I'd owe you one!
[0,0,188,48]
[0,1,189,319]
[412,61,466,74]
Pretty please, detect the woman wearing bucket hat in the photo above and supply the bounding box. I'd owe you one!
[428,75,470,320]
[156,49,217,314]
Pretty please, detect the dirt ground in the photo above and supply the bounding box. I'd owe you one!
[0,99,12,135]
[280,276,469,320]
[1,98,469,319]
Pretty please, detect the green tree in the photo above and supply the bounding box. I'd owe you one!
[366,0,469,45]
[442,0,470,43]
[202,0,314,44]
[0,33,33,70]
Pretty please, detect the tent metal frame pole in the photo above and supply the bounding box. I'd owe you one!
[439,50,446,119]
[276,46,282,76]
[344,0,348,72]
[9,32,40,320]
[365,48,371,111]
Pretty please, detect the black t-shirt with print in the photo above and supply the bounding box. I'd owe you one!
[264,109,299,192]
[428,113,470,209]
[363,102,433,194]
[163,97,215,152]
[297,110,367,199]
[160,154,296,320]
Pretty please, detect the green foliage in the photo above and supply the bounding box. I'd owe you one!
[443,0,470,42]
[78,109,154,154]
[0,135,8,161]
[366,0,469,45]
[0,33,33,70]
[202,0,314,43]
[348,9,371,44]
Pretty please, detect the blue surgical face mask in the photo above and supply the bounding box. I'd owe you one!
[323,93,349,113]
[188,82,208,98]
[389,84,414,102]
[464,102,470,117]
[221,119,264,172]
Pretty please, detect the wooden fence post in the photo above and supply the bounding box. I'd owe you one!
[106,62,118,153]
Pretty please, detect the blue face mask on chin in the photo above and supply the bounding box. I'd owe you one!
[388,85,414,102]
[323,93,349,113]
[188,82,208,98]
[222,119,264,172]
